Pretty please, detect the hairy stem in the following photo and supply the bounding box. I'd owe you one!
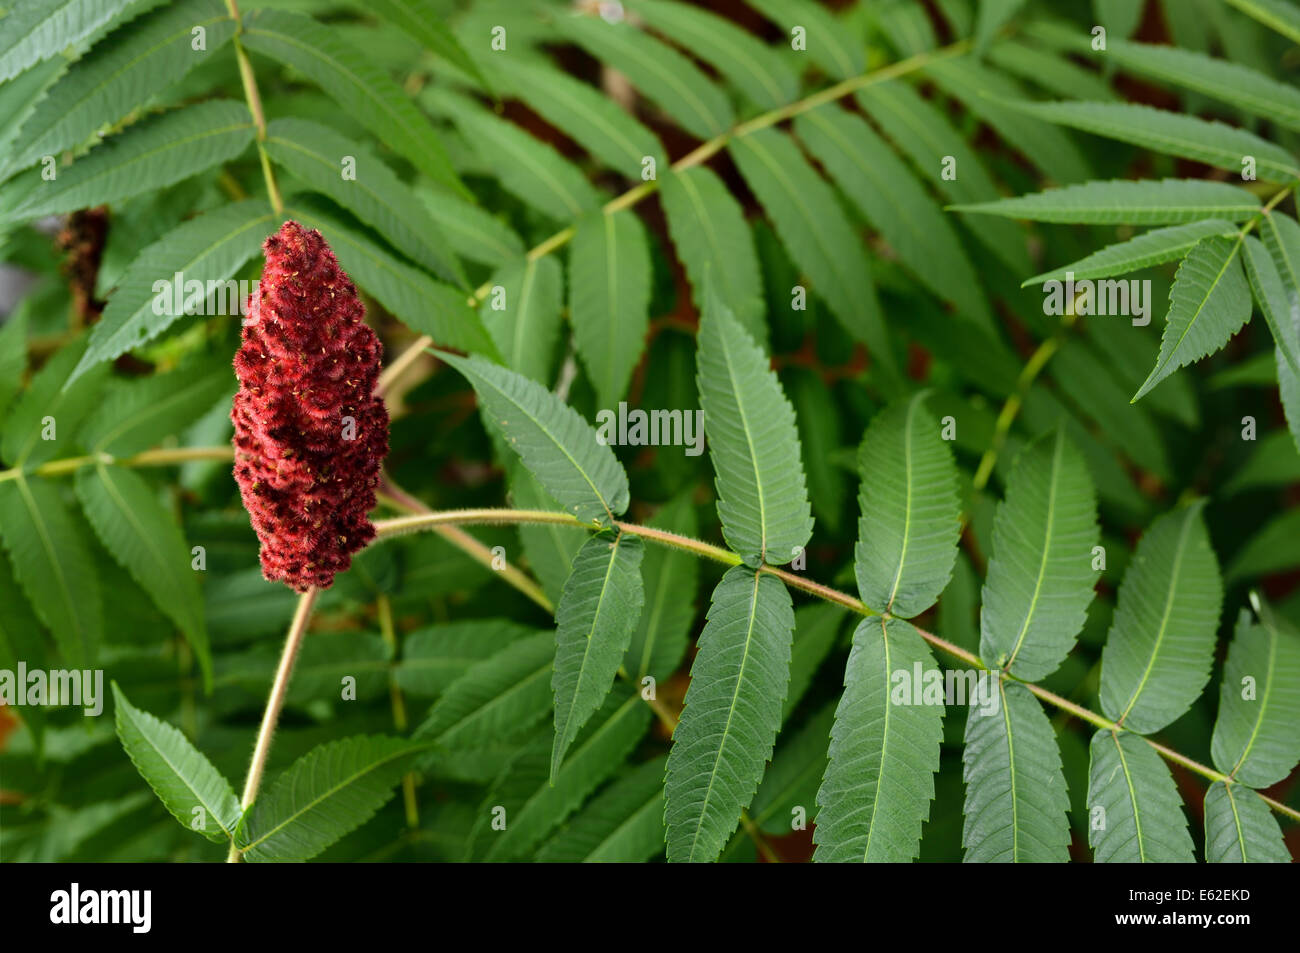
[375,39,971,399]
[227,585,319,862]
[368,505,1300,825]
[377,593,419,830]
[0,445,234,483]
[225,0,284,215]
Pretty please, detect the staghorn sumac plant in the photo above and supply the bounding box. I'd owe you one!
[0,0,1299,867]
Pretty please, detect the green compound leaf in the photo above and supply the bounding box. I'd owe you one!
[264,117,463,285]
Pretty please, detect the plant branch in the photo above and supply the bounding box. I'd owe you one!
[365,505,1300,825]
[227,585,319,863]
[375,39,972,399]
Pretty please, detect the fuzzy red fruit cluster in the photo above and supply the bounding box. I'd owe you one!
[232,221,389,592]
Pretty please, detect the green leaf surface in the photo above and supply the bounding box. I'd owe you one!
[2,336,110,467]
[980,428,1099,681]
[77,359,232,456]
[76,466,210,687]
[438,351,629,524]
[568,209,652,408]
[744,0,864,79]
[285,201,495,357]
[0,312,26,420]
[659,166,765,342]
[241,9,466,198]
[696,280,813,566]
[265,117,463,284]
[3,101,254,222]
[795,106,991,330]
[112,684,239,843]
[926,57,1092,184]
[996,99,1300,182]
[1024,220,1238,288]
[416,630,554,755]
[0,476,102,668]
[71,200,276,384]
[730,128,896,388]
[550,533,645,778]
[1102,38,1300,132]
[624,494,699,682]
[814,617,943,862]
[491,57,664,174]
[556,12,733,140]
[961,680,1070,862]
[1135,235,1251,402]
[396,620,535,698]
[481,255,564,384]
[0,0,137,83]
[631,0,799,110]
[369,0,491,92]
[426,87,601,220]
[1099,502,1222,735]
[3,0,236,176]
[1243,235,1300,377]
[419,190,523,267]
[752,702,834,834]
[535,755,667,863]
[1210,602,1300,788]
[856,79,1029,274]
[954,178,1262,224]
[1203,780,1291,862]
[1086,728,1194,862]
[236,735,427,862]
[664,567,793,863]
[489,689,650,860]
[854,392,962,618]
